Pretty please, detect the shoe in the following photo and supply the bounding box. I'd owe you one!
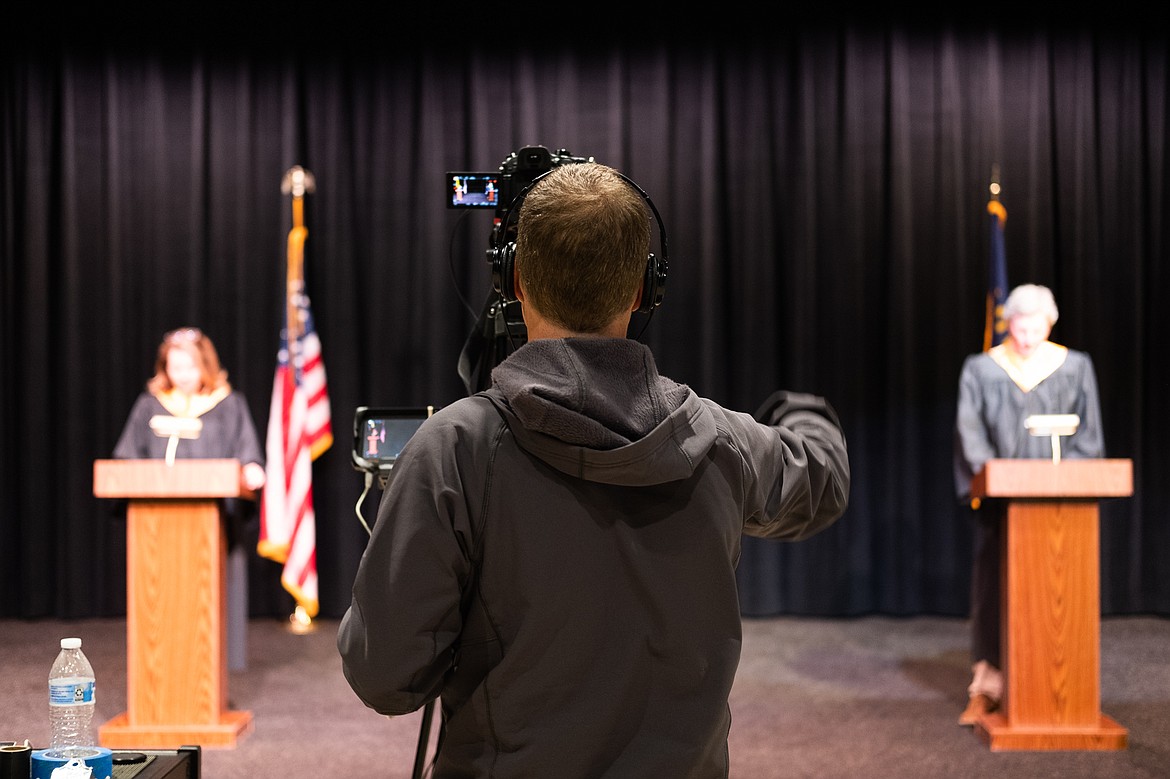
[958,693,998,726]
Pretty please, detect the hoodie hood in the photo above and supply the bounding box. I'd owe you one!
[489,338,714,486]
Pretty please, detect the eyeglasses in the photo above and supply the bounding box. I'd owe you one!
[164,327,203,344]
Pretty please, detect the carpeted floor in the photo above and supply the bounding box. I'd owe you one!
[2,615,1167,778]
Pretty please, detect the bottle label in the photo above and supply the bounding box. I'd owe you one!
[49,681,95,706]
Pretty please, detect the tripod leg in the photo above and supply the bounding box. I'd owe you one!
[412,701,435,779]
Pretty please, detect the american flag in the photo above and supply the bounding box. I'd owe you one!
[259,286,332,618]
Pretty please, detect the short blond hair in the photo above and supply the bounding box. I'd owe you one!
[514,163,650,333]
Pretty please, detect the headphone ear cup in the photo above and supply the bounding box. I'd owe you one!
[638,253,667,313]
[492,243,517,302]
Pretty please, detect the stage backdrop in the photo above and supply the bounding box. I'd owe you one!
[2,10,1167,619]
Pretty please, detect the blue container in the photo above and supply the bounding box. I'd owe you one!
[31,747,113,779]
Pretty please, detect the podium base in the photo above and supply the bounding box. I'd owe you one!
[99,709,253,749]
[975,712,1128,751]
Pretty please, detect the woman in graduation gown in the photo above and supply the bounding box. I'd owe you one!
[113,327,266,671]
[952,284,1104,725]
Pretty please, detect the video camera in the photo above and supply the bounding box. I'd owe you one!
[351,406,435,478]
[447,145,593,218]
[452,145,595,396]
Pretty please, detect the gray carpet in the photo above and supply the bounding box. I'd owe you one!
[2,615,1167,778]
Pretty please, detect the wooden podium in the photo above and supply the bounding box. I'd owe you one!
[93,459,254,748]
[970,458,1132,751]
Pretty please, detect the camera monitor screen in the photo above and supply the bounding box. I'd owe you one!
[448,172,500,208]
[352,406,435,471]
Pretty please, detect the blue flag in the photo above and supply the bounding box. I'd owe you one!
[984,199,1008,351]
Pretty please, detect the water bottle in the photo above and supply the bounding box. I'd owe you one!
[48,637,96,752]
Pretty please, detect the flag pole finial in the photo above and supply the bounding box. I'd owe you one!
[281,166,316,198]
[989,163,1001,201]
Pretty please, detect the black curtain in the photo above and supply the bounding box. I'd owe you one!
[2,9,1167,620]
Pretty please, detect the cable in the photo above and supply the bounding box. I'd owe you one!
[447,208,482,320]
[354,471,374,536]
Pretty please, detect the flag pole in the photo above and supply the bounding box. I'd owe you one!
[281,166,314,349]
[280,166,318,635]
[260,165,330,633]
[984,164,1008,353]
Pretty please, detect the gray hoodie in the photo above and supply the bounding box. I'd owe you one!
[339,337,849,778]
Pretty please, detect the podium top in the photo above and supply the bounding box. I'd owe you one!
[94,459,253,499]
[970,458,1133,500]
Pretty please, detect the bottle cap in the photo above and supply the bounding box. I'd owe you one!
[60,637,82,649]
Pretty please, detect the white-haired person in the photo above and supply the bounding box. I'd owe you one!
[953,283,1104,724]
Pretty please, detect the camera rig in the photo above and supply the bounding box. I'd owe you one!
[447,145,593,217]
[454,145,595,396]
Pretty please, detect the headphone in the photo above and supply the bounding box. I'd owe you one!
[489,167,669,315]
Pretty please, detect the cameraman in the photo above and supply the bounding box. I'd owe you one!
[338,162,850,777]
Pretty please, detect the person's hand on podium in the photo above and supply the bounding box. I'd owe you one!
[242,462,266,491]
